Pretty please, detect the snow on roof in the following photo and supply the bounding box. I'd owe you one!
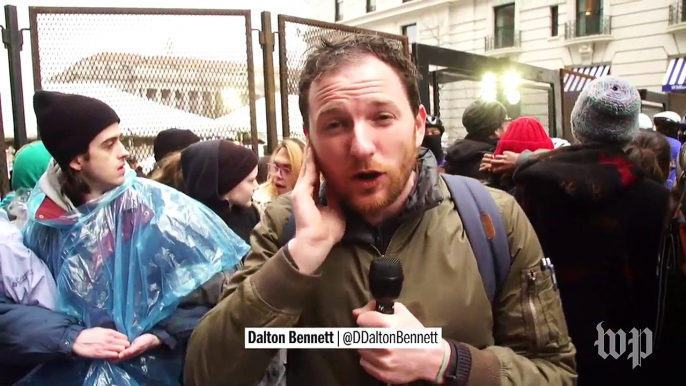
[214,93,304,142]
[42,82,223,138]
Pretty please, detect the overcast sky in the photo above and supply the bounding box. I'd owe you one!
[1,0,311,140]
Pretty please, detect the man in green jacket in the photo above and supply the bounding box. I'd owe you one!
[184,34,576,386]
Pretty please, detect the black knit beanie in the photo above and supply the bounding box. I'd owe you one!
[34,90,120,169]
[181,140,258,204]
[216,141,258,195]
[153,128,200,162]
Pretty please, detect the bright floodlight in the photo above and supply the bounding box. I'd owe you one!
[502,71,521,89]
[480,72,498,100]
[506,90,521,105]
[482,72,497,84]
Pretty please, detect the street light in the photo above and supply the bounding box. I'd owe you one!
[506,90,521,105]
[502,71,521,105]
[480,72,497,101]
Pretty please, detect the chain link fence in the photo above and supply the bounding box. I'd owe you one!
[29,7,258,169]
[277,15,409,141]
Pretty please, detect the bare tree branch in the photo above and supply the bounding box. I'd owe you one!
[420,15,448,96]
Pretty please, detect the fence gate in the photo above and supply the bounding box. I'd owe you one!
[559,68,596,141]
[28,7,259,166]
[276,15,409,140]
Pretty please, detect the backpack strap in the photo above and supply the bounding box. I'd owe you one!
[441,174,511,305]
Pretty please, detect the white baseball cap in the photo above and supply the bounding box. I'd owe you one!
[653,111,682,123]
[638,113,654,130]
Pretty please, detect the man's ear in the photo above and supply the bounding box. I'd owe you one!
[69,155,85,171]
[415,105,427,148]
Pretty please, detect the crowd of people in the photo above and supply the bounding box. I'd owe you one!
[1,33,686,385]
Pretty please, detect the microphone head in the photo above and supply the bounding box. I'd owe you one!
[369,257,404,301]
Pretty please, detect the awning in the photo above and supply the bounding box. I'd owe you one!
[563,65,610,92]
[662,57,686,92]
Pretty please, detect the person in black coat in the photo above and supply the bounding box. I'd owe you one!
[513,76,671,385]
[443,99,508,181]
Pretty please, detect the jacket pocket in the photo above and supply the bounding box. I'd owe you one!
[521,266,571,352]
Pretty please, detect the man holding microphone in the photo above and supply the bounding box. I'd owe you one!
[184,34,576,386]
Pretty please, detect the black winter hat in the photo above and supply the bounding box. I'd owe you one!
[181,140,258,204]
[33,90,120,169]
[153,128,200,162]
[216,141,258,195]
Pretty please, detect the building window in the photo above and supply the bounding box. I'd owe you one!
[494,3,516,48]
[576,0,603,36]
[335,0,343,21]
[366,0,375,13]
[402,23,417,45]
[551,6,559,36]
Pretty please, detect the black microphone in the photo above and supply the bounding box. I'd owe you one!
[369,257,404,314]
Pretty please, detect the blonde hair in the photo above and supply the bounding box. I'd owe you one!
[261,138,305,197]
[150,152,186,193]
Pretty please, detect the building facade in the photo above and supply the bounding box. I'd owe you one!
[309,0,686,142]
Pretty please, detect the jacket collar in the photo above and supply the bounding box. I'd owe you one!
[36,160,77,216]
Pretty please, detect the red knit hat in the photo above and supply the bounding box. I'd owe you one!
[494,117,554,156]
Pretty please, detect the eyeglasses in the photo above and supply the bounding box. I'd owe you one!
[268,162,292,176]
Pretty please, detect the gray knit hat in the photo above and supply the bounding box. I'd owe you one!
[462,99,507,139]
[571,76,641,145]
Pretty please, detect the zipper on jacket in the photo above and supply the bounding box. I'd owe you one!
[369,223,403,258]
[523,269,543,351]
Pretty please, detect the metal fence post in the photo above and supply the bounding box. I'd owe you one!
[0,94,8,197]
[260,11,279,154]
[413,44,432,115]
[276,15,290,139]
[552,71,562,138]
[431,71,440,116]
[2,4,27,150]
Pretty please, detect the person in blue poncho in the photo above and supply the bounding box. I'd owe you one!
[0,91,249,386]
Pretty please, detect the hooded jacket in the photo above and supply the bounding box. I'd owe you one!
[184,149,577,386]
[443,137,498,181]
[0,141,52,211]
[513,143,670,385]
[181,141,260,244]
[11,141,52,191]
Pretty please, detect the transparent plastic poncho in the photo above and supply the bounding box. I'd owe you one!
[20,170,250,386]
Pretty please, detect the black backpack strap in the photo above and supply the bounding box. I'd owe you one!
[441,174,511,305]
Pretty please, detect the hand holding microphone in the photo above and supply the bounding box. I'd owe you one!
[354,258,450,384]
[369,257,404,314]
